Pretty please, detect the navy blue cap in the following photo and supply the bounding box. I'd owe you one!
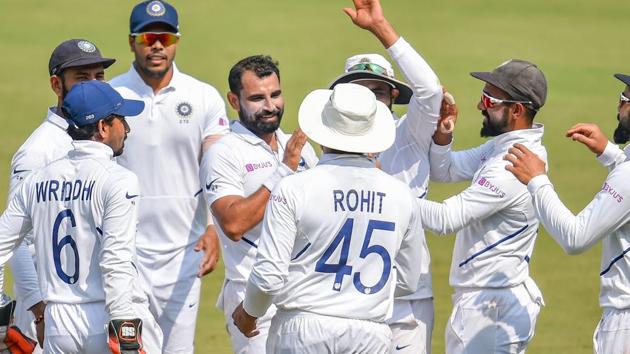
[63,81,145,127]
[615,73,630,87]
[49,39,115,76]
[130,0,179,34]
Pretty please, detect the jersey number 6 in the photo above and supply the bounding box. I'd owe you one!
[315,218,394,294]
[52,209,80,284]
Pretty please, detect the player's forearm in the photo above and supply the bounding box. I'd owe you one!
[529,175,611,254]
[242,277,274,318]
[387,37,441,98]
[597,141,628,170]
[9,243,42,309]
[214,188,270,241]
[101,258,137,320]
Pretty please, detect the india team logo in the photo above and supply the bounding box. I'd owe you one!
[77,40,96,53]
[146,1,166,17]
[175,102,193,123]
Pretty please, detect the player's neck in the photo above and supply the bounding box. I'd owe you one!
[134,62,174,93]
[259,132,278,151]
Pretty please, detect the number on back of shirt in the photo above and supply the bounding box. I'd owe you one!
[315,218,394,294]
[52,209,80,284]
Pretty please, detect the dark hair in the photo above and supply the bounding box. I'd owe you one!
[66,115,118,140]
[228,55,280,94]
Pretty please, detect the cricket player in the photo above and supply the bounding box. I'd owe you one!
[329,1,446,352]
[0,80,162,354]
[109,1,229,352]
[419,59,548,353]
[504,73,630,353]
[6,38,115,350]
[232,83,424,354]
[202,55,318,353]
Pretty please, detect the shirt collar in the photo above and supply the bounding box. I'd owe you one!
[46,107,69,130]
[491,123,545,151]
[318,153,375,168]
[69,140,114,161]
[127,62,181,95]
[230,120,289,147]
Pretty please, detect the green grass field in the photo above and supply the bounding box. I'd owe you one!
[1,0,628,352]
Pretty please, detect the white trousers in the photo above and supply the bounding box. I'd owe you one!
[137,245,202,354]
[267,310,392,354]
[446,283,542,354]
[219,280,276,354]
[388,298,434,354]
[43,301,163,354]
[593,307,630,354]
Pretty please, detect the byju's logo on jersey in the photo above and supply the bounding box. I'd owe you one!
[146,1,166,16]
[245,161,273,173]
[176,102,193,124]
[477,177,506,198]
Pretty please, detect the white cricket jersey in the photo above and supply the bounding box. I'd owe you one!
[202,120,318,283]
[243,154,424,322]
[527,141,630,309]
[6,108,72,310]
[421,124,547,288]
[0,141,146,320]
[379,37,442,300]
[109,64,229,254]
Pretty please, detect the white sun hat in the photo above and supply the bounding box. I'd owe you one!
[298,83,395,153]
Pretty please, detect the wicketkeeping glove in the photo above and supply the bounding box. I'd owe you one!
[107,318,146,354]
[0,296,36,354]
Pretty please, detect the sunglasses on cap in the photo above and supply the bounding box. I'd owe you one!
[620,92,630,104]
[131,32,180,47]
[481,91,533,110]
[348,63,388,76]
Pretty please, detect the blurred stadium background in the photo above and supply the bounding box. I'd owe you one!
[1,0,627,352]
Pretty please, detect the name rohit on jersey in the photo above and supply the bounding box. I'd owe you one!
[35,179,96,203]
[333,189,386,214]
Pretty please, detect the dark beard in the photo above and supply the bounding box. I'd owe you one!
[613,114,630,144]
[479,109,509,137]
[239,105,284,135]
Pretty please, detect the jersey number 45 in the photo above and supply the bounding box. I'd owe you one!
[315,218,394,295]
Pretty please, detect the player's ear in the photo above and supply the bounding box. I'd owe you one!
[128,35,135,52]
[227,92,240,111]
[50,75,63,98]
[391,87,400,101]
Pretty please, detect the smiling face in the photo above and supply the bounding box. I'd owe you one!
[228,70,284,136]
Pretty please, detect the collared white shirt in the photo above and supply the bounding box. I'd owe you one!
[243,154,424,322]
[0,141,146,320]
[6,107,72,311]
[421,124,547,289]
[109,64,229,255]
[379,37,443,300]
[527,141,630,309]
[202,120,318,283]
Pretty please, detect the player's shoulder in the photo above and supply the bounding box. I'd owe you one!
[175,70,222,95]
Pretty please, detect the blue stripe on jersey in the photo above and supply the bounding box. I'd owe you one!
[524,255,531,263]
[242,237,258,248]
[458,225,529,267]
[193,189,203,197]
[291,243,312,261]
[96,227,103,236]
[600,245,630,276]
[417,190,427,199]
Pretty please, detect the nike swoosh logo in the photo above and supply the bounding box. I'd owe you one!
[205,177,219,190]
[125,193,139,199]
[188,303,196,308]
[12,168,29,174]
[396,344,411,350]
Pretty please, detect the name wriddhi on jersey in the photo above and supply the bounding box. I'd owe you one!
[35,179,96,203]
[333,189,386,214]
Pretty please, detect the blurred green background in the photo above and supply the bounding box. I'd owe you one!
[1,0,627,353]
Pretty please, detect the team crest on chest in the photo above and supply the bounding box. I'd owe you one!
[176,102,193,124]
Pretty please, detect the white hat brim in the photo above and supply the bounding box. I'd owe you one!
[298,89,396,153]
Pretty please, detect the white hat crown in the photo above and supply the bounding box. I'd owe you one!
[323,84,377,136]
